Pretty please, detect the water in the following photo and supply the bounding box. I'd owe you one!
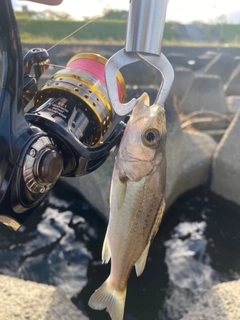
[0,185,240,320]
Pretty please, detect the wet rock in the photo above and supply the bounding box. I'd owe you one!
[162,221,217,319]
[225,66,240,96]
[169,67,194,99]
[183,280,240,320]
[0,275,87,320]
[0,203,91,300]
[180,74,228,115]
[203,53,235,84]
[226,95,240,114]
[211,111,240,206]
[61,87,217,219]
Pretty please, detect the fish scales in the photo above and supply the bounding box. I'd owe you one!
[89,93,167,320]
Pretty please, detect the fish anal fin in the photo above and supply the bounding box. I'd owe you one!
[102,235,111,264]
[88,279,127,320]
[135,242,150,277]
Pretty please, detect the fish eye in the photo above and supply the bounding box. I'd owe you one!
[142,128,161,148]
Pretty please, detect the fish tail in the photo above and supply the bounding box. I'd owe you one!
[88,278,126,320]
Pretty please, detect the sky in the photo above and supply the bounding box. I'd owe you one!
[13,0,240,23]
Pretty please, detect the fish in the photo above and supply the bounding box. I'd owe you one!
[88,92,167,320]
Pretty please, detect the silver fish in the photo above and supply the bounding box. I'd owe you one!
[89,93,167,320]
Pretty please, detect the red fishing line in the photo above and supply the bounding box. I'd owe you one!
[67,57,124,102]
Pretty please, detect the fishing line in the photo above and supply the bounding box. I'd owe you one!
[47,63,72,69]
[47,15,100,52]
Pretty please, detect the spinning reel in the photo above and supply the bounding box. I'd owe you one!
[0,0,126,230]
[0,0,174,231]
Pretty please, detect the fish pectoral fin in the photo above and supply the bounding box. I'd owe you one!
[116,179,127,210]
[102,235,111,264]
[135,242,150,277]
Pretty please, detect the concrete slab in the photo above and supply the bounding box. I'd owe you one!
[169,67,194,99]
[226,95,240,114]
[225,66,240,96]
[183,280,240,320]
[203,53,235,84]
[180,74,228,115]
[0,275,88,320]
[211,111,240,205]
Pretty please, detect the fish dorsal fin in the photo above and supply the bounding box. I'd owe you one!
[132,92,150,115]
[102,234,111,264]
[135,242,150,277]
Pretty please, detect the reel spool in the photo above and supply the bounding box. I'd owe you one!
[25,53,126,177]
[32,53,125,145]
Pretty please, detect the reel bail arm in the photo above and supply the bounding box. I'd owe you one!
[23,48,50,106]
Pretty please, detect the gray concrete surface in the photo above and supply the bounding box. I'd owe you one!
[166,52,189,68]
[211,111,240,206]
[0,275,87,320]
[226,95,240,114]
[183,280,240,320]
[180,74,228,115]
[225,66,240,96]
[169,67,194,99]
[203,53,235,84]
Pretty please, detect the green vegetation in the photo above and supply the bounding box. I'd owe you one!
[14,8,240,46]
[18,19,128,43]
[15,9,73,21]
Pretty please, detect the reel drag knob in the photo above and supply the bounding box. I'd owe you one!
[23,137,63,194]
[35,148,63,185]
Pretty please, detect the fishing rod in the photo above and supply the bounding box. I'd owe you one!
[0,0,173,231]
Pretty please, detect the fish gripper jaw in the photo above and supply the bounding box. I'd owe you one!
[104,0,174,116]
